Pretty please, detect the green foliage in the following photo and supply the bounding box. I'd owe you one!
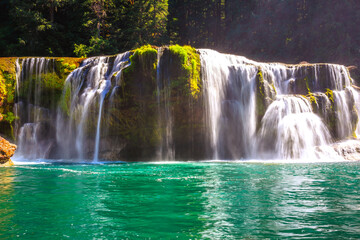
[56,58,82,76]
[0,0,171,57]
[74,44,90,58]
[0,73,13,104]
[0,58,17,138]
[0,0,359,69]
[0,59,16,128]
[114,0,169,49]
[3,72,15,104]
[3,0,87,56]
[73,36,115,57]
[2,111,16,123]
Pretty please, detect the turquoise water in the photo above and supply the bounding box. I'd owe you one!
[1,161,360,239]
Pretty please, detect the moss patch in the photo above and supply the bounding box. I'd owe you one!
[257,70,265,97]
[59,83,72,116]
[303,76,318,106]
[123,45,158,81]
[168,45,201,98]
[106,45,204,159]
[325,88,334,103]
[255,68,277,129]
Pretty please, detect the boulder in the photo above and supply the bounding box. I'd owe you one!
[0,137,17,166]
[332,140,360,161]
[0,159,14,167]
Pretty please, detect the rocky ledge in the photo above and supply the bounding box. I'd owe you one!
[0,137,16,166]
[332,140,360,161]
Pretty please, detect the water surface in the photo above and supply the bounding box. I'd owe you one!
[1,161,360,239]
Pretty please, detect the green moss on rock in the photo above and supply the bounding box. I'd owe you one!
[168,45,201,98]
[325,88,334,103]
[123,45,158,81]
[102,45,204,160]
[59,83,72,116]
[255,68,277,129]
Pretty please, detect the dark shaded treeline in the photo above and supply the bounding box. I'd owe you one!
[1,0,359,66]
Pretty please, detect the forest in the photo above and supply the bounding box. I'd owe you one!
[0,0,359,66]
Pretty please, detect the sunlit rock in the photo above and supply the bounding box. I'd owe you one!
[0,137,16,166]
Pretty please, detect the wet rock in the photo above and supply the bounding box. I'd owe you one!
[0,137,17,166]
[256,68,277,128]
[332,140,360,160]
[348,65,360,85]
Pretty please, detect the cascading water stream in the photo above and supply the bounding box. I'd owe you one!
[258,95,332,159]
[200,49,259,159]
[57,52,130,161]
[156,47,175,160]
[14,59,21,137]
[199,49,360,160]
[332,88,358,139]
[93,53,130,161]
[75,57,109,159]
[14,58,54,159]
[93,78,110,162]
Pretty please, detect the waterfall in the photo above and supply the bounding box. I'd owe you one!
[14,58,54,159]
[93,74,110,162]
[156,48,175,160]
[14,59,21,138]
[333,88,355,139]
[57,52,130,160]
[74,57,109,159]
[200,49,259,159]
[258,96,331,159]
[11,48,360,162]
[354,89,360,138]
[199,49,360,160]
[94,53,130,161]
